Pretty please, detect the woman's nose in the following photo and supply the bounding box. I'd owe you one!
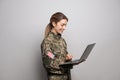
[63,26,66,30]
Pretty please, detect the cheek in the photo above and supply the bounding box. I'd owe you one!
[54,26,59,32]
[55,26,61,30]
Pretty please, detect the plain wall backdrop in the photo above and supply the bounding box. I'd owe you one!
[0,0,120,80]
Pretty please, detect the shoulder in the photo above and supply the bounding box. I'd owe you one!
[42,33,54,44]
[46,33,54,42]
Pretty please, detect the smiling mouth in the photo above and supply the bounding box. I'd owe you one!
[60,30,64,33]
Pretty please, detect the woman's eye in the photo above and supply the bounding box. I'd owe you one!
[61,24,65,26]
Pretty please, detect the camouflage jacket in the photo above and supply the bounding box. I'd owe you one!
[41,32,68,74]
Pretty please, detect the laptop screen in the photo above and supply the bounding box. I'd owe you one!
[79,43,96,61]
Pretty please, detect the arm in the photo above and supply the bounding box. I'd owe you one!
[41,39,61,70]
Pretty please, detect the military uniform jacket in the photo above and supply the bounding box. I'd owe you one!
[41,32,68,74]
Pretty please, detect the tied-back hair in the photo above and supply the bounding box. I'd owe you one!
[44,12,68,37]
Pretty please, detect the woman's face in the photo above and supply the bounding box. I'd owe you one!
[52,19,67,34]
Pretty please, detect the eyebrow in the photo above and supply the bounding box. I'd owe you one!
[61,23,67,25]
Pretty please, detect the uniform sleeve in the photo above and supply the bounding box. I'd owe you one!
[41,39,61,70]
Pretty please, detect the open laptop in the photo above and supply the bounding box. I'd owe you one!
[60,43,96,66]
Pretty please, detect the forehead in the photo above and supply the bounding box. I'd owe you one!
[57,19,67,24]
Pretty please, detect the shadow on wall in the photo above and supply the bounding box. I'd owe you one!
[36,51,48,80]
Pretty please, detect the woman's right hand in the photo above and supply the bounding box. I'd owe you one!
[66,54,72,61]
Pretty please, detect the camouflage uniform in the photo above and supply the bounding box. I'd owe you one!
[41,32,68,80]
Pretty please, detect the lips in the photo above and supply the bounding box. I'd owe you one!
[59,29,64,33]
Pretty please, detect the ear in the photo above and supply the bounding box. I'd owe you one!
[52,22,56,27]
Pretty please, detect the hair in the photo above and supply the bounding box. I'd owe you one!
[44,12,68,37]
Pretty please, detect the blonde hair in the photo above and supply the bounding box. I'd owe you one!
[44,12,68,37]
[45,23,52,37]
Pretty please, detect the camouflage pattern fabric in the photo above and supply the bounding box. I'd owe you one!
[48,74,68,80]
[41,32,69,80]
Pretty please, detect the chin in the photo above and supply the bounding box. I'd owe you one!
[59,32,63,34]
[57,31,63,34]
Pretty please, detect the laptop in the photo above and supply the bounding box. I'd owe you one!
[60,43,96,66]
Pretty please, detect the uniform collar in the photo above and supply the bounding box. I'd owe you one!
[50,32,61,40]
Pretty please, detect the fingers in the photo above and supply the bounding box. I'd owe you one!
[66,54,72,60]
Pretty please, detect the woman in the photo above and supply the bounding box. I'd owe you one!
[41,12,72,80]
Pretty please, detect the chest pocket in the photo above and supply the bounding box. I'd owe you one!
[52,42,61,53]
[51,39,66,58]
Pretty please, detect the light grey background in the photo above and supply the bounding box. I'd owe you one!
[0,0,120,80]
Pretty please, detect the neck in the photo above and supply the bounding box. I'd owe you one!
[51,28,58,35]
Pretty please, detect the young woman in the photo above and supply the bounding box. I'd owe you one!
[41,12,72,80]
